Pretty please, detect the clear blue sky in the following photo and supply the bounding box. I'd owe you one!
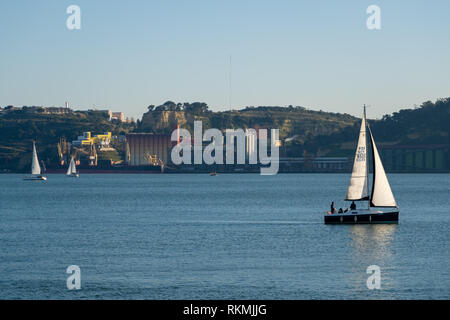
[1,0,449,120]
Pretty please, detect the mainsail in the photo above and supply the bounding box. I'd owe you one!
[67,157,77,175]
[346,110,369,201]
[368,127,397,207]
[31,142,41,175]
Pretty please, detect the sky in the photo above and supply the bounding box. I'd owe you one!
[1,0,449,120]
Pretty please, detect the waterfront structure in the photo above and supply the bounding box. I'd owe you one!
[378,144,448,172]
[279,157,350,171]
[126,133,172,166]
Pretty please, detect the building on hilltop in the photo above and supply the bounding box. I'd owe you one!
[109,111,125,122]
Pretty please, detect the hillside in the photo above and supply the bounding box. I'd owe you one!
[1,98,449,172]
[0,109,135,171]
[309,98,450,157]
[138,101,359,141]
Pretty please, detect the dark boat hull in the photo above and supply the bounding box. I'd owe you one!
[23,175,47,181]
[324,210,399,224]
[45,165,163,174]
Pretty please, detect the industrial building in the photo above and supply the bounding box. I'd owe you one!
[279,157,350,171]
[126,133,172,166]
[379,144,449,172]
[72,132,112,147]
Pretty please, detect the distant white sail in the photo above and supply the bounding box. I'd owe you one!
[71,158,77,174]
[67,157,77,175]
[31,142,41,175]
[346,110,369,201]
[66,158,72,175]
[368,128,397,207]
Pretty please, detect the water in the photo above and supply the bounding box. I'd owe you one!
[0,173,449,299]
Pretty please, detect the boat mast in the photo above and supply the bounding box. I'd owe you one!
[364,105,370,210]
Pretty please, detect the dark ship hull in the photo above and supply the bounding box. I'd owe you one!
[46,164,164,174]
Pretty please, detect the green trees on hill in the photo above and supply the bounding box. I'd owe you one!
[138,101,358,140]
[138,98,450,163]
[371,98,450,144]
[0,110,135,171]
[147,101,210,115]
[307,98,450,158]
[1,98,449,172]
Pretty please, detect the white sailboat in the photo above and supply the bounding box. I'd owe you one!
[66,157,79,177]
[24,142,47,181]
[324,106,399,224]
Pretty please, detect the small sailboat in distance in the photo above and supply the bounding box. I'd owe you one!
[66,156,79,177]
[324,106,399,224]
[24,142,47,181]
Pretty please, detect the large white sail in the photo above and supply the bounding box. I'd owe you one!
[368,128,397,207]
[31,142,41,175]
[346,110,369,200]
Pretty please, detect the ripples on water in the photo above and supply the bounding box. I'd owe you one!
[0,173,449,299]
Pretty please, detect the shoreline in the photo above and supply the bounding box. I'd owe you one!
[3,171,450,174]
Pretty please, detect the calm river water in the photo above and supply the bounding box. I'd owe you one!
[0,173,449,299]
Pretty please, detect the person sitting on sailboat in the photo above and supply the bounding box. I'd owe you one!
[338,208,343,213]
[350,201,356,211]
[330,201,336,214]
